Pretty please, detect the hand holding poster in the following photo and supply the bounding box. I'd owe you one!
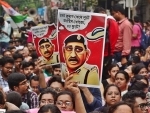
[57,10,107,87]
[31,24,60,65]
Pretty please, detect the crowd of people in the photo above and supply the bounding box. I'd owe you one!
[0,3,150,113]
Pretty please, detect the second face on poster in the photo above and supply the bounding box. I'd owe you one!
[57,10,107,87]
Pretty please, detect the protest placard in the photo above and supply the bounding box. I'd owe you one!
[57,10,107,87]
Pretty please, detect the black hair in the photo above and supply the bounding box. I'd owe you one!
[15,49,23,54]
[38,104,61,113]
[103,84,121,99]
[7,73,26,90]
[1,56,14,67]
[108,64,119,72]
[0,16,4,24]
[131,74,149,86]
[108,101,134,113]
[30,51,38,60]
[28,21,36,27]
[94,6,106,13]
[131,55,140,64]
[52,64,61,69]
[47,75,64,87]
[132,63,147,75]
[128,80,148,91]
[122,90,146,104]
[42,20,46,24]
[39,87,57,103]
[7,46,16,50]
[0,91,5,105]
[5,110,26,113]
[3,50,11,56]
[21,61,35,69]
[6,91,22,107]
[55,91,75,109]
[115,70,130,83]
[30,75,39,85]
[112,4,125,15]
[134,15,140,23]
[13,53,23,61]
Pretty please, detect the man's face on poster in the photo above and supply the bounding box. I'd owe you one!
[39,42,54,59]
[63,42,89,71]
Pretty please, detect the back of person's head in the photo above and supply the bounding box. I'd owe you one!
[134,15,140,23]
[112,4,125,15]
[21,61,35,69]
[132,63,146,75]
[8,73,26,90]
[38,104,61,113]
[28,21,36,27]
[122,90,146,104]
[132,55,141,64]
[6,91,22,107]
[128,80,148,91]
[108,101,134,113]
[30,51,38,60]
[5,110,26,113]
[94,6,106,13]
[1,56,14,66]
[47,75,64,87]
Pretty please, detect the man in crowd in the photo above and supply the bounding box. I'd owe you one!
[0,17,11,55]
[62,34,99,85]
[38,38,59,64]
[111,4,132,66]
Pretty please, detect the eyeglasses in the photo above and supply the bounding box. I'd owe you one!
[56,101,73,106]
[135,102,150,111]
[51,87,63,93]
[40,100,54,104]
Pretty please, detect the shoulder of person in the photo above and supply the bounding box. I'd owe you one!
[83,63,98,71]
[6,102,20,111]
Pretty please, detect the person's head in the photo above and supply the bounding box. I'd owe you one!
[13,53,23,70]
[103,84,121,106]
[94,6,106,14]
[15,39,21,47]
[47,75,64,93]
[28,21,36,28]
[38,38,54,59]
[131,74,149,86]
[55,91,75,111]
[0,17,5,27]
[52,64,61,76]
[27,42,34,51]
[111,4,125,21]
[39,88,57,107]
[38,104,61,113]
[24,20,27,26]
[134,15,140,23]
[7,73,28,95]
[132,63,148,78]
[128,80,148,93]
[3,50,12,57]
[21,61,35,79]
[6,91,22,108]
[108,64,119,79]
[30,75,40,95]
[63,34,90,72]
[115,70,130,91]
[108,101,134,113]
[9,46,16,55]
[124,65,133,78]
[22,46,30,57]
[132,56,141,65]
[122,90,148,113]
[134,49,141,57]
[1,56,14,78]
[15,49,23,55]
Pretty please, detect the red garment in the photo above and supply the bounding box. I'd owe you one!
[104,16,119,56]
[27,31,33,43]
